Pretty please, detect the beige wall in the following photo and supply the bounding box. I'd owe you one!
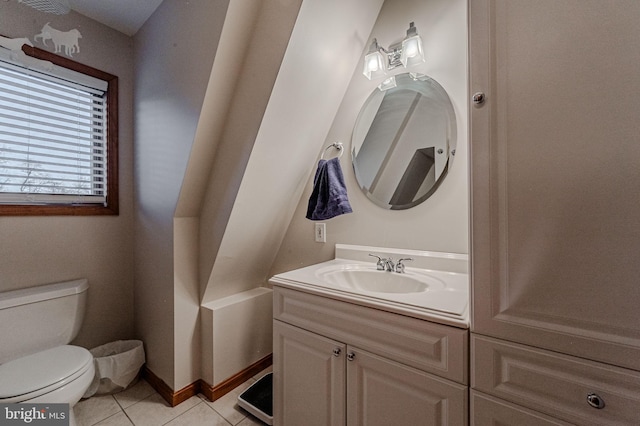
[0,2,135,350]
[271,0,469,275]
[133,0,229,389]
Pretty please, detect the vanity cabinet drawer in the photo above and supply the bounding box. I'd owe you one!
[273,285,468,384]
[471,391,573,426]
[471,335,640,425]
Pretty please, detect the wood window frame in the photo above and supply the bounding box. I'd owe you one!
[0,45,118,216]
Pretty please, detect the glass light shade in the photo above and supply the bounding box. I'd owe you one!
[400,34,425,68]
[363,50,387,80]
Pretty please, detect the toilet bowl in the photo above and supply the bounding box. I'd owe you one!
[0,279,94,426]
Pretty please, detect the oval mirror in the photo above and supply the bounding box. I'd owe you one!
[351,73,456,210]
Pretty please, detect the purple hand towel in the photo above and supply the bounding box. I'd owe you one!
[306,157,353,220]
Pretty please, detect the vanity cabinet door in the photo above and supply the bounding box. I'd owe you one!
[346,347,468,426]
[273,320,346,426]
[470,0,640,370]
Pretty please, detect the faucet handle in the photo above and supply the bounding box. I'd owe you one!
[395,258,413,273]
[368,254,385,270]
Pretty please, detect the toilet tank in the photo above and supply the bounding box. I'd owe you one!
[0,279,89,364]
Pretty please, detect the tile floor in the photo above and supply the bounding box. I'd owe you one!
[74,368,271,426]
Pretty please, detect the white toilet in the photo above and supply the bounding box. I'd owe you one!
[0,279,95,426]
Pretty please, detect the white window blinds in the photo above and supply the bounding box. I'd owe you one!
[0,54,109,205]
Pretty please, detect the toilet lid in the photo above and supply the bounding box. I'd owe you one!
[0,345,93,399]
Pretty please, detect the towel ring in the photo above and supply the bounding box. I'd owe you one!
[321,142,344,159]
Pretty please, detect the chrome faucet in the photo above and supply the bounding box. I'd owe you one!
[369,254,397,272]
[383,258,396,272]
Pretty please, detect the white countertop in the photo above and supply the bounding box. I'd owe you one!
[270,250,469,329]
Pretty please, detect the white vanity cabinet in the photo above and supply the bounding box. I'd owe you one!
[470,0,640,424]
[272,285,468,426]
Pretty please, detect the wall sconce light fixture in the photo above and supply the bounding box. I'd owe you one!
[363,22,425,80]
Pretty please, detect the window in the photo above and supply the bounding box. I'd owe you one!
[0,45,118,215]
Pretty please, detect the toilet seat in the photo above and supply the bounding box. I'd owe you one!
[0,345,93,403]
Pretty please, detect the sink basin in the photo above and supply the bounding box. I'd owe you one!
[316,265,445,294]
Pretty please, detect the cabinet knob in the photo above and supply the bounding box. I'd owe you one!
[333,348,341,357]
[587,393,605,409]
[472,92,486,105]
[347,352,355,361]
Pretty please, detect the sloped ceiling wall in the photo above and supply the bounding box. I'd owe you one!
[173,0,305,390]
[199,0,385,304]
[133,0,229,389]
[138,0,384,389]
